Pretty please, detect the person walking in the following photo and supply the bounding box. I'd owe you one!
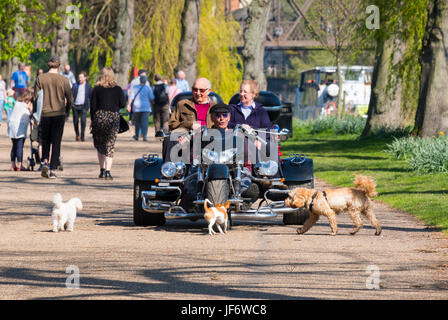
[4,89,16,122]
[33,55,73,179]
[71,71,92,142]
[168,78,182,105]
[90,67,126,180]
[61,64,76,88]
[175,70,189,92]
[127,74,154,141]
[10,63,29,99]
[7,89,33,171]
[152,74,170,137]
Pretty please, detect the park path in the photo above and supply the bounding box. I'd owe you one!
[0,119,447,300]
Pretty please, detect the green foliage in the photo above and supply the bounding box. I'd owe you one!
[0,0,54,63]
[357,0,429,120]
[384,134,448,174]
[88,44,114,84]
[308,115,366,135]
[196,0,243,102]
[132,0,184,81]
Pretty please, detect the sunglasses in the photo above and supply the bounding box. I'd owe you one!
[192,87,209,93]
[214,113,229,119]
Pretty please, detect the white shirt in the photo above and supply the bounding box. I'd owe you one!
[74,83,85,105]
[7,101,30,139]
[239,102,255,120]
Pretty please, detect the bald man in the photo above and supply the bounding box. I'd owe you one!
[168,77,216,132]
[163,78,217,164]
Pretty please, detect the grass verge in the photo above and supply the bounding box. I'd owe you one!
[281,123,448,234]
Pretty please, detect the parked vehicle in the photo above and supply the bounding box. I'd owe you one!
[295,66,373,120]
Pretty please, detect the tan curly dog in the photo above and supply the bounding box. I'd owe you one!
[285,175,381,236]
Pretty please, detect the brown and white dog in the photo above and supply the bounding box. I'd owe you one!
[204,199,230,235]
[285,175,381,236]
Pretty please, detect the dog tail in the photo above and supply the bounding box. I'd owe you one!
[71,198,83,211]
[204,198,213,210]
[53,193,63,207]
[354,175,377,197]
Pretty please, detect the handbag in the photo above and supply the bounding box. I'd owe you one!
[118,115,129,134]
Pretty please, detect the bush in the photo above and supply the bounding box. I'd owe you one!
[383,136,420,160]
[384,135,448,174]
[309,115,365,135]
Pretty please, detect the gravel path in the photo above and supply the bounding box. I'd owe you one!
[0,119,447,300]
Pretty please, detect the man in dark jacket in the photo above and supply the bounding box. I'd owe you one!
[71,71,92,141]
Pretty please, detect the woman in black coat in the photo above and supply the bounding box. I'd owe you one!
[90,67,126,180]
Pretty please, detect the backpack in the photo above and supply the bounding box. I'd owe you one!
[153,84,169,105]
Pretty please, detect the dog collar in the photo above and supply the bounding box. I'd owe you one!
[308,191,319,211]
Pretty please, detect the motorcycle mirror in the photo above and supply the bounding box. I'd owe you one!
[279,128,290,136]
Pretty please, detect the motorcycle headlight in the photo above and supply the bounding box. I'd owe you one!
[202,148,219,162]
[175,162,186,177]
[256,160,278,176]
[161,162,176,178]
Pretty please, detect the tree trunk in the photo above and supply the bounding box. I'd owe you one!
[362,37,406,136]
[414,0,448,137]
[112,0,134,89]
[53,0,71,70]
[242,0,271,90]
[178,0,201,86]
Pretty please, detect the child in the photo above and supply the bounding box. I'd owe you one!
[7,89,32,171]
[4,89,16,122]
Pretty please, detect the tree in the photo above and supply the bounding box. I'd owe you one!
[293,0,365,118]
[196,0,242,101]
[132,0,184,81]
[52,0,71,69]
[360,0,428,136]
[362,36,406,135]
[178,0,202,86]
[414,0,448,137]
[112,0,134,88]
[241,0,271,90]
[0,0,53,77]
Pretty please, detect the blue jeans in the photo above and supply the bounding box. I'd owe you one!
[133,112,150,140]
[11,137,25,163]
[5,108,13,122]
[0,100,4,123]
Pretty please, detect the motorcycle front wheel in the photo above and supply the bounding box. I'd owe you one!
[206,179,232,229]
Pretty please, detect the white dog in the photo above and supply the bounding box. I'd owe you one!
[52,193,82,232]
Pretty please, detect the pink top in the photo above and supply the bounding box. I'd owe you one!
[195,103,210,126]
[168,85,182,104]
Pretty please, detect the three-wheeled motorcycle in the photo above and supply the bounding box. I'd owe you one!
[132,91,314,226]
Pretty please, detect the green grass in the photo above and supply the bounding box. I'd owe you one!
[282,123,448,234]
